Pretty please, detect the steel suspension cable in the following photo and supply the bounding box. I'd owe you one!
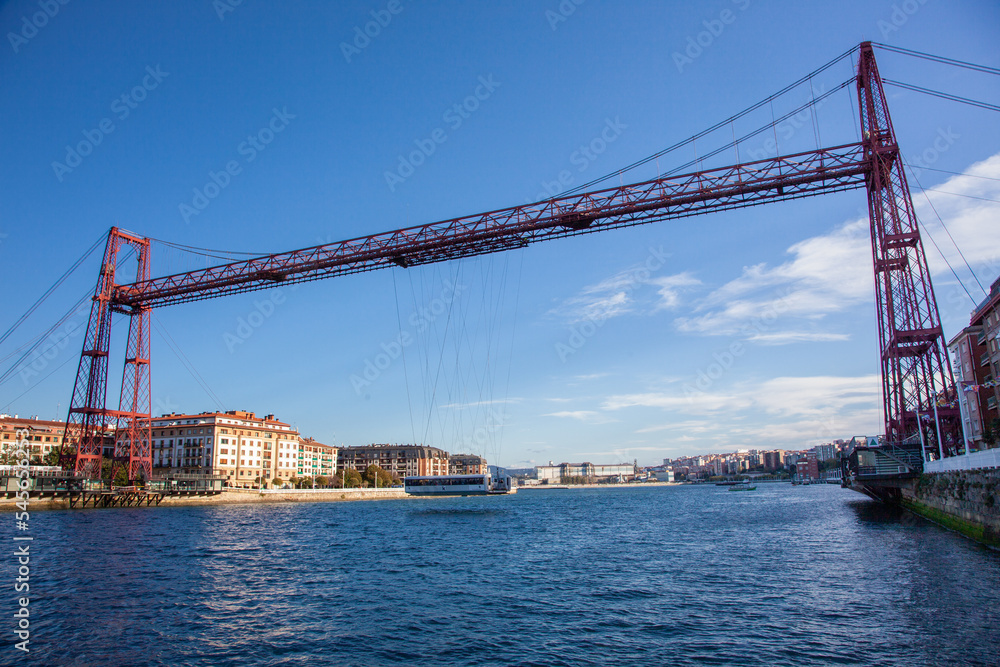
[872,42,1000,76]
[882,78,1000,113]
[560,45,861,197]
[905,159,988,296]
[0,230,105,348]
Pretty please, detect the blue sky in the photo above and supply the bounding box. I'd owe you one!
[1,0,999,468]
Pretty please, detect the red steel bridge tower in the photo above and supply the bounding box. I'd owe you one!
[62,229,152,482]
[856,44,960,456]
[60,42,962,481]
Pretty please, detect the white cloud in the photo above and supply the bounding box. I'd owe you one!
[603,374,879,419]
[669,152,1000,342]
[552,262,700,323]
[543,410,599,420]
[574,373,610,381]
[650,272,702,310]
[602,390,752,414]
[572,446,662,460]
[746,331,851,345]
[751,375,879,417]
[440,398,522,410]
[542,410,617,424]
[602,375,882,450]
[674,219,873,337]
[912,153,1000,281]
[635,420,721,434]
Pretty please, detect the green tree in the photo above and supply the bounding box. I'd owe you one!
[376,468,395,487]
[343,468,362,488]
[0,441,26,466]
[272,477,283,488]
[361,465,395,487]
[101,459,129,486]
[316,475,329,488]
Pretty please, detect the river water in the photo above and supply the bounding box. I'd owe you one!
[14,484,1000,666]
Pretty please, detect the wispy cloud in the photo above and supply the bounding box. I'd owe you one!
[650,272,702,310]
[674,219,873,337]
[574,373,610,381]
[912,153,1000,278]
[552,264,699,324]
[542,410,618,425]
[439,398,522,410]
[668,153,1000,342]
[604,374,879,419]
[544,410,599,420]
[746,331,851,345]
[597,375,882,451]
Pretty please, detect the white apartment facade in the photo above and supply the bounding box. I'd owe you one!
[151,409,325,488]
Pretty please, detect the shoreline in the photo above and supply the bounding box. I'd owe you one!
[8,478,868,505]
[0,481,697,512]
[520,481,685,489]
[0,487,410,512]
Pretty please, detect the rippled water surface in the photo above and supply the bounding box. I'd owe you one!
[18,484,1000,666]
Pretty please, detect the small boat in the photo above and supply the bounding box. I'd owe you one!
[728,482,756,492]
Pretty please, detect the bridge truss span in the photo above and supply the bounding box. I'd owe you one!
[117,143,869,311]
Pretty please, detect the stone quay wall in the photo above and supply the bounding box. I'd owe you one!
[901,468,1000,548]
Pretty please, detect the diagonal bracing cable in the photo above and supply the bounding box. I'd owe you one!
[872,43,1000,76]
[560,45,862,197]
[882,78,1000,113]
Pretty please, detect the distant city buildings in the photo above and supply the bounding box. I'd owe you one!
[535,461,636,483]
[813,444,839,462]
[659,440,849,482]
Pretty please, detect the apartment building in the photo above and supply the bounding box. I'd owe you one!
[949,275,1000,449]
[449,453,487,475]
[151,410,303,488]
[950,325,990,448]
[338,444,449,479]
[0,414,77,463]
[297,437,337,479]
